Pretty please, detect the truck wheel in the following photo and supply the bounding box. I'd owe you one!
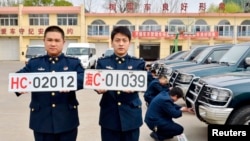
[226,105,250,125]
[90,61,96,69]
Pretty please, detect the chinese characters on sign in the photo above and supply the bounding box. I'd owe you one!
[132,31,219,38]
[199,3,206,12]
[0,27,74,36]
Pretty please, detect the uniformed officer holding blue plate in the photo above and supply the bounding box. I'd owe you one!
[15,25,84,141]
[95,26,146,141]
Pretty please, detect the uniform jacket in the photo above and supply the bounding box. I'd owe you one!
[144,91,182,129]
[143,79,169,105]
[95,54,145,131]
[15,53,84,134]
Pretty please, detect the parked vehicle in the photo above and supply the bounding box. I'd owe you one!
[185,58,250,125]
[161,44,233,79]
[159,50,188,61]
[156,45,210,66]
[66,43,97,69]
[102,48,114,57]
[25,45,46,64]
[169,42,250,96]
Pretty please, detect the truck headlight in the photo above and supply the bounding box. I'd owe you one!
[210,89,231,101]
[179,74,193,83]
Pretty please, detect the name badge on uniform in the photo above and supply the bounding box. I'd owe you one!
[37,67,45,71]
[128,66,133,69]
[106,66,113,69]
[63,66,69,71]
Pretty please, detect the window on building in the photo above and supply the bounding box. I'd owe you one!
[29,14,49,26]
[57,14,78,26]
[238,20,250,36]
[114,20,135,32]
[167,19,186,34]
[88,20,109,36]
[139,20,161,31]
[215,20,233,37]
[195,19,210,32]
[0,14,18,26]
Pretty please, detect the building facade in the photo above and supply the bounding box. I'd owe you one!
[0,4,250,61]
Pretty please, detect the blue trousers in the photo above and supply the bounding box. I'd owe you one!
[101,127,140,141]
[156,123,183,140]
[33,128,77,141]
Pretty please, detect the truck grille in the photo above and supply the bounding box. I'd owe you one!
[186,79,232,107]
[185,78,203,107]
[169,70,179,87]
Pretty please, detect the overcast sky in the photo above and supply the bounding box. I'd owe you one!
[69,0,223,13]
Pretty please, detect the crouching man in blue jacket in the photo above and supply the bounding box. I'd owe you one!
[144,87,194,141]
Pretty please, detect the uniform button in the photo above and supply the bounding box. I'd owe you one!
[31,108,34,111]
[117,91,120,95]
[74,106,77,109]
[52,70,55,73]
[52,61,55,64]
[52,104,56,107]
[117,102,121,106]
[51,92,55,96]
[118,61,121,64]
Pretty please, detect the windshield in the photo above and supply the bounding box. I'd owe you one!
[219,45,249,65]
[179,50,190,59]
[184,47,206,61]
[26,47,46,56]
[66,48,90,55]
[104,49,114,57]
[192,48,212,63]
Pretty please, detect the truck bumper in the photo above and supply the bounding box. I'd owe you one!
[198,105,233,124]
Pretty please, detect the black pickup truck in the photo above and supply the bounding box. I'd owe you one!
[169,42,250,96]
[186,58,250,125]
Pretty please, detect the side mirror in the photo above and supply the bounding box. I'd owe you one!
[207,57,212,63]
[245,57,250,65]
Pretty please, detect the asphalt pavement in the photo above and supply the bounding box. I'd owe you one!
[0,61,208,141]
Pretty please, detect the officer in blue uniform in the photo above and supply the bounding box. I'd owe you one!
[15,25,84,141]
[144,87,193,141]
[95,26,146,141]
[143,75,169,106]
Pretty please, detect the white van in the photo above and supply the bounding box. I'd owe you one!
[25,45,46,64]
[66,43,97,69]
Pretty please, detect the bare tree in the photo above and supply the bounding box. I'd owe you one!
[0,0,20,6]
[83,0,97,13]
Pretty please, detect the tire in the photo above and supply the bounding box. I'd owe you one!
[90,61,96,69]
[226,105,250,125]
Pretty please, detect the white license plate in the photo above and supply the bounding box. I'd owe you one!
[9,72,77,92]
[84,69,147,91]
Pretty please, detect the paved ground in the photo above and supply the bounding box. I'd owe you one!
[0,61,208,141]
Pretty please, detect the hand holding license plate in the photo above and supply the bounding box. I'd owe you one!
[84,69,147,91]
[8,72,77,92]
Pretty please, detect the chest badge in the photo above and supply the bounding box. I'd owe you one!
[128,66,133,70]
[63,66,69,71]
[106,66,113,69]
[37,67,45,71]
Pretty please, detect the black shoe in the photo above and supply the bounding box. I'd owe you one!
[150,132,163,141]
